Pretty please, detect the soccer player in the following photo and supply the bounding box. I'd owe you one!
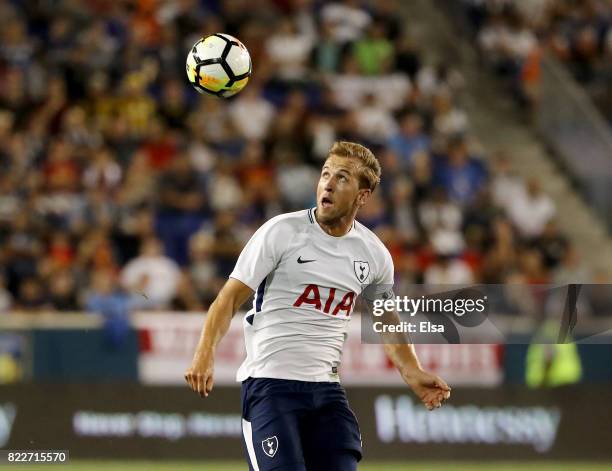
[185,141,451,471]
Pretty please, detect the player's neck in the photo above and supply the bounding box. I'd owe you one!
[314,209,355,237]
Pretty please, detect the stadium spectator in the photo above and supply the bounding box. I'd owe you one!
[463,0,612,119]
[188,231,223,307]
[506,177,556,238]
[387,112,431,170]
[352,21,394,76]
[433,137,488,206]
[155,154,208,265]
[47,270,79,312]
[0,0,583,315]
[554,245,591,284]
[120,237,181,310]
[424,255,474,284]
[85,269,130,317]
[85,268,131,345]
[320,0,372,44]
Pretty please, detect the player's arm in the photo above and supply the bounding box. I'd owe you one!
[383,340,451,411]
[377,306,451,410]
[370,245,451,410]
[185,278,253,397]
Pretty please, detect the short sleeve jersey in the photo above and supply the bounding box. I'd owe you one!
[230,208,394,382]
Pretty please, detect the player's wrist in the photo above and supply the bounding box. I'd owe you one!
[194,344,215,362]
[399,365,425,383]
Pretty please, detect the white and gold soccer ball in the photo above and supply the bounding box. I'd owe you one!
[186,34,252,98]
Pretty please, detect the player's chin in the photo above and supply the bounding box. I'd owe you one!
[316,203,334,219]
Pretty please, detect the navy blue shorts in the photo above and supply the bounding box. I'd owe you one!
[240,377,362,471]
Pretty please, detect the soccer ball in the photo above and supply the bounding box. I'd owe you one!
[186,34,252,98]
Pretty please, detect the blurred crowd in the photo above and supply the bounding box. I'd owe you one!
[460,0,611,120]
[0,0,598,317]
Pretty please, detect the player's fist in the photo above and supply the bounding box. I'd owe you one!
[185,351,215,398]
[403,369,451,411]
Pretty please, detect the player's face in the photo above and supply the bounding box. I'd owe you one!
[316,155,369,223]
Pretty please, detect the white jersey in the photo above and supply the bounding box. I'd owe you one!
[230,208,394,383]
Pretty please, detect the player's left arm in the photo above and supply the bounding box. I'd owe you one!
[383,339,451,411]
[372,247,451,410]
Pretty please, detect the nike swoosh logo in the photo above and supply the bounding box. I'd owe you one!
[297,256,316,264]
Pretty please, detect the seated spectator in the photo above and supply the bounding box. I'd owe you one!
[120,237,181,309]
[433,137,487,206]
[352,21,394,75]
[155,154,208,265]
[16,278,49,311]
[432,89,469,138]
[211,211,248,278]
[311,21,345,75]
[189,231,222,307]
[506,177,556,239]
[85,269,129,316]
[353,93,398,144]
[275,148,318,210]
[208,160,244,212]
[329,55,411,111]
[424,255,474,285]
[387,112,430,170]
[531,220,569,270]
[553,245,591,284]
[85,268,131,346]
[48,270,79,311]
[320,0,372,44]
[490,151,524,210]
[418,187,465,255]
[229,85,275,141]
[171,271,203,311]
[266,17,314,82]
[518,248,550,285]
[388,176,418,244]
[416,62,464,100]
[83,147,123,192]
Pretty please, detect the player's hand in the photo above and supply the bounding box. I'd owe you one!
[403,369,451,411]
[185,350,215,398]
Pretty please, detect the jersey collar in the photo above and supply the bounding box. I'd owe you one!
[308,207,356,237]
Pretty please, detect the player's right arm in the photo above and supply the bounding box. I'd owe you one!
[185,278,253,397]
[185,215,289,398]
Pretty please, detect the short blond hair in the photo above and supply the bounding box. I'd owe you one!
[328,141,381,191]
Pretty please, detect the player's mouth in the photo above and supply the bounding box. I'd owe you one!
[321,196,333,209]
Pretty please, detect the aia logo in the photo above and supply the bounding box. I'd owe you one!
[293,284,355,317]
[262,436,278,458]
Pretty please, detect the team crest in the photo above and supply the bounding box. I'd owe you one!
[354,261,370,282]
[262,436,278,458]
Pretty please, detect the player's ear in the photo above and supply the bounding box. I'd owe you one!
[357,188,371,207]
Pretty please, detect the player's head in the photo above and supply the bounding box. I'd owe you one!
[316,141,381,224]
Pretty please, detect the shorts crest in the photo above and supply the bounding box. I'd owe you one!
[262,436,278,458]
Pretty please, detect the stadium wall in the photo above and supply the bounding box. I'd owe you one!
[0,384,610,461]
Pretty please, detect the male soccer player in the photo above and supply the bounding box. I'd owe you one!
[185,141,451,470]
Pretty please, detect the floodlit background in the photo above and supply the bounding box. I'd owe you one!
[0,0,611,469]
